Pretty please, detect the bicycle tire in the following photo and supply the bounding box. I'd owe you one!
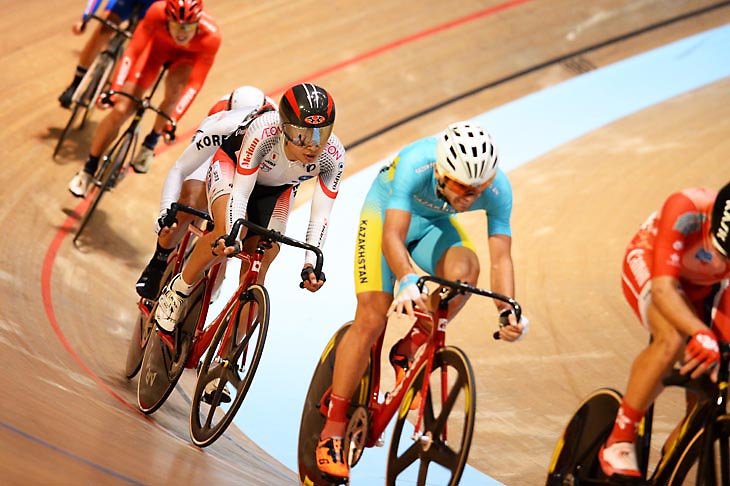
[53,103,84,159]
[73,130,134,243]
[124,259,178,379]
[137,280,207,414]
[660,414,730,485]
[386,346,475,486]
[189,284,270,447]
[545,388,622,486]
[297,321,360,486]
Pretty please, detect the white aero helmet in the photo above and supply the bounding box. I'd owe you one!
[228,85,277,110]
[435,121,499,187]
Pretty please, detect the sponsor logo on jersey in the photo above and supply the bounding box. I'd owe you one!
[325,144,343,161]
[195,133,224,150]
[627,248,650,286]
[717,200,730,244]
[673,212,702,235]
[262,125,282,138]
[357,219,368,284]
[240,137,260,168]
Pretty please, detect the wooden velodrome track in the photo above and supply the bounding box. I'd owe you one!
[1,0,729,484]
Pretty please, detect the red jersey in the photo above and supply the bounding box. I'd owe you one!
[628,188,730,299]
[111,1,221,121]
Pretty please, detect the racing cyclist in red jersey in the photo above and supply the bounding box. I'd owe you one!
[599,182,730,481]
[68,0,221,197]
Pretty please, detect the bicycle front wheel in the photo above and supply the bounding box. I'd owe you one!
[663,414,730,486]
[387,346,476,486]
[189,284,270,447]
[124,257,178,379]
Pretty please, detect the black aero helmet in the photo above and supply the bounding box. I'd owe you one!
[711,181,730,258]
[279,83,335,127]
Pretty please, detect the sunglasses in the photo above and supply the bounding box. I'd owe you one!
[282,123,333,147]
[441,173,490,198]
[168,21,198,32]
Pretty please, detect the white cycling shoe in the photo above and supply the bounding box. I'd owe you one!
[154,276,188,333]
[68,171,93,198]
[132,145,154,173]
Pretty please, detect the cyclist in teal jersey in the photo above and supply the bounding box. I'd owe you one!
[315,121,528,481]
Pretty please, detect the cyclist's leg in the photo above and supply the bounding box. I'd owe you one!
[137,179,207,299]
[600,249,685,477]
[86,81,142,168]
[134,62,193,172]
[391,216,477,360]
[60,11,123,107]
[239,184,296,285]
[317,190,394,479]
[78,12,121,69]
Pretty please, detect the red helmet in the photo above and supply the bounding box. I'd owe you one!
[165,0,203,23]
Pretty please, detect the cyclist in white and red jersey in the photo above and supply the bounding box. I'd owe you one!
[154,83,344,345]
[135,86,276,300]
[600,182,730,480]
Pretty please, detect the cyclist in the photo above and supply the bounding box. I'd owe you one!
[68,0,221,197]
[135,85,277,300]
[315,121,528,481]
[153,83,343,348]
[58,0,157,109]
[599,182,730,480]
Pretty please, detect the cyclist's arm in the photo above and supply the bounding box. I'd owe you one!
[171,35,221,121]
[651,275,706,336]
[487,233,516,310]
[110,14,154,91]
[382,208,416,280]
[651,192,707,336]
[80,0,103,21]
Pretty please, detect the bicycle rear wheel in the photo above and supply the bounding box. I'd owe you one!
[386,346,475,486]
[545,388,622,486]
[189,284,270,447]
[137,280,207,414]
[661,414,730,485]
[298,321,369,486]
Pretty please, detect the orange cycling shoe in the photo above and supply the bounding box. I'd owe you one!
[316,437,349,482]
[598,442,642,479]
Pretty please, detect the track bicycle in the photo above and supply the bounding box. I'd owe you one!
[546,340,730,485]
[53,12,138,159]
[73,65,176,244]
[125,203,212,380]
[297,275,522,486]
[136,216,325,448]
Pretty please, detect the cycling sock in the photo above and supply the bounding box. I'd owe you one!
[142,131,161,150]
[171,274,194,296]
[321,393,350,438]
[71,65,87,88]
[607,400,643,446]
[83,155,100,175]
[150,243,173,267]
